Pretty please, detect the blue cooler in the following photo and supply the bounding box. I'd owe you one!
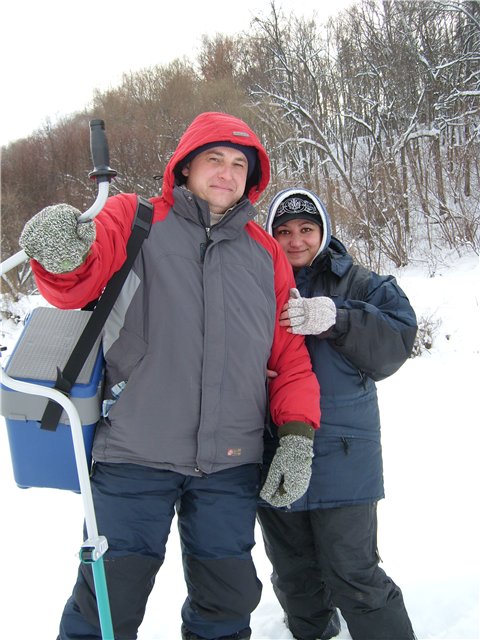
[1,307,104,492]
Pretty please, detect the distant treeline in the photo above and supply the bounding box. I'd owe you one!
[2,0,479,296]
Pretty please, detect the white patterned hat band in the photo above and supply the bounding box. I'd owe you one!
[276,196,319,217]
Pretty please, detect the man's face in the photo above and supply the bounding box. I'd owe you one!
[273,218,323,271]
[181,146,249,214]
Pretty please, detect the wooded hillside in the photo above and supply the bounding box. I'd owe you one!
[2,0,479,296]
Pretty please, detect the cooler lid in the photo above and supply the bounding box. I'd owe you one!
[5,307,102,385]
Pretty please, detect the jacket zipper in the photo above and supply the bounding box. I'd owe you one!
[200,226,213,262]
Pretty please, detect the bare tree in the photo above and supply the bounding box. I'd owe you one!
[2,0,479,291]
[241,0,479,266]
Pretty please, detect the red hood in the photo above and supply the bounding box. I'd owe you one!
[161,112,270,206]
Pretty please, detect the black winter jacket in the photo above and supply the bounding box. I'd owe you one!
[263,236,418,510]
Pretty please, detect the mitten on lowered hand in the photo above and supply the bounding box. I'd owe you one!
[260,433,314,507]
[287,288,336,335]
[19,204,96,273]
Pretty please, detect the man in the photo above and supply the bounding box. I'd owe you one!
[19,113,320,640]
[259,188,418,640]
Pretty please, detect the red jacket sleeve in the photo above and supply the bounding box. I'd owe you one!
[246,223,320,430]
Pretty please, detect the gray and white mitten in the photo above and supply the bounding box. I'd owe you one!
[19,204,96,274]
[260,434,313,507]
[287,288,336,335]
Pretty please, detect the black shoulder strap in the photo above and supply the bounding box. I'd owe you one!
[40,196,153,431]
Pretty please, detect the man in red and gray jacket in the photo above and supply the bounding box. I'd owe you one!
[20,111,320,640]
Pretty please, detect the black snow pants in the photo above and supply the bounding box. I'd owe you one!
[257,502,415,640]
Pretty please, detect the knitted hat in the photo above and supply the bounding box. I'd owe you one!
[272,193,323,229]
[179,141,258,178]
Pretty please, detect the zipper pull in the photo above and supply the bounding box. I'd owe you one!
[200,227,212,262]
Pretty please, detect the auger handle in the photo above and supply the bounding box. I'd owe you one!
[88,119,118,183]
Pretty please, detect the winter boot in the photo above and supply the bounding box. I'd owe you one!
[286,608,341,640]
[181,623,252,640]
[318,609,341,639]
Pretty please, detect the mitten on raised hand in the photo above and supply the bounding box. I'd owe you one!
[287,288,336,335]
[19,204,96,274]
[260,431,314,508]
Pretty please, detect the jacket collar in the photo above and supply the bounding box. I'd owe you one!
[296,236,353,282]
[172,186,257,238]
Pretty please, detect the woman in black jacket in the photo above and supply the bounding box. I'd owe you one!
[259,188,418,640]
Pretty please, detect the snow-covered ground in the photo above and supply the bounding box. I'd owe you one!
[1,250,479,639]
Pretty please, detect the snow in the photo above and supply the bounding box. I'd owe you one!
[1,252,479,640]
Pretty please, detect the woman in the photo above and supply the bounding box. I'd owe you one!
[258,188,418,640]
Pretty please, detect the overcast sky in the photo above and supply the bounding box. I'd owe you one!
[1,0,354,147]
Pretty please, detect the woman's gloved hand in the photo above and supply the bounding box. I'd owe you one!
[281,288,336,335]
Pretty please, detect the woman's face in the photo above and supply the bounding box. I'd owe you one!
[273,218,323,271]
